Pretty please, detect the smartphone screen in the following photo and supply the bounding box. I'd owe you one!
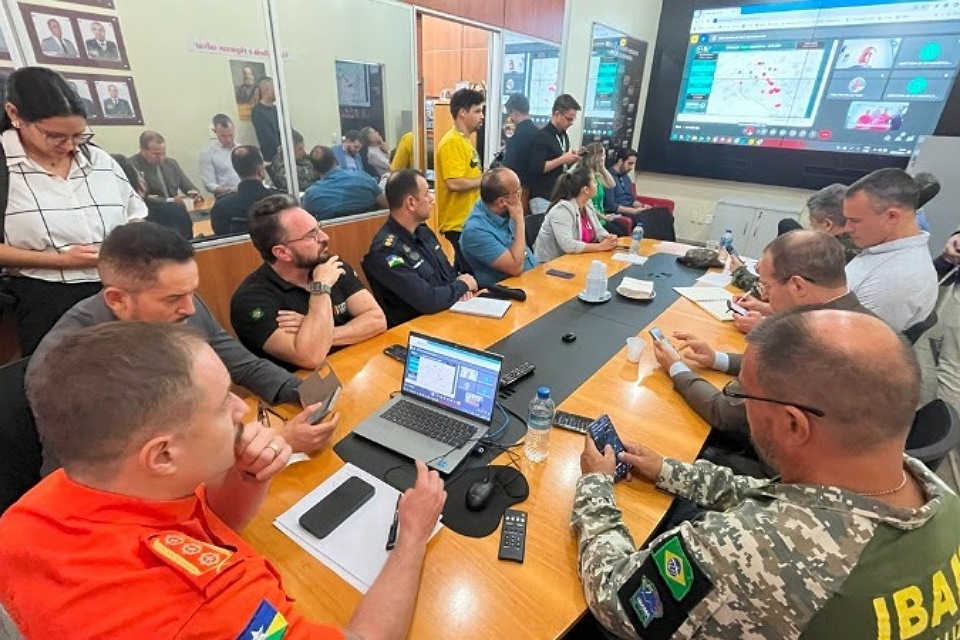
[727,299,748,316]
[588,415,631,481]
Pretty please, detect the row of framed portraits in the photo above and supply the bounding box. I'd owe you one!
[20,3,129,70]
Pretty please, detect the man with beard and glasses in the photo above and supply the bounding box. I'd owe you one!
[231,194,387,371]
[574,309,960,639]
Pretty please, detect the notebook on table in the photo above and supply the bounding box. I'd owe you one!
[673,286,735,322]
[350,332,504,473]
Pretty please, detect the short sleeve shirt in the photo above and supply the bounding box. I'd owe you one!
[435,127,482,233]
[231,261,365,370]
[459,199,536,287]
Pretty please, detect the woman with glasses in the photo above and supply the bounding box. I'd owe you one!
[0,67,146,355]
[532,166,618,263]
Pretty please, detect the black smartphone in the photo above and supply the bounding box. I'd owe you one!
[546,268,575,280]
[727,299,748,317]
[299,476,375,539]
[383,344,408,363]
[588,415,631,481]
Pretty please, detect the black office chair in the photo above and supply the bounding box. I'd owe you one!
[906,398,960,471]
[0,357,42,515]
[635,207,676,242]
[525,212,545,249]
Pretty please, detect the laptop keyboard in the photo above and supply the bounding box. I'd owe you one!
[381,400,479,449]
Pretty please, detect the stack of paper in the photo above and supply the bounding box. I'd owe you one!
[612,252,648,265]
[673,286,734,322]
[274,463,443,593]
[450,297,511,318]
[618,277,655,298]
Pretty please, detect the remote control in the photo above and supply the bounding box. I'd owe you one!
[499,362,535,389]
[383,344,407,363]
[553,410,594,434]
[498,509,527,563]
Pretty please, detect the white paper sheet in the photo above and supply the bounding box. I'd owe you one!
[673,286,734,322]
[653,241,696,256]
[612,253,648,265]
[696,272,732,287]
[450,297,511,318]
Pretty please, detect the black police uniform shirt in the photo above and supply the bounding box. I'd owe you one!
[230,261,365,371]
[364,217,468,327]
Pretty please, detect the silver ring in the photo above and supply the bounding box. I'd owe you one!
[267,441,283,455]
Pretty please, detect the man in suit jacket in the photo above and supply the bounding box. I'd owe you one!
[652,231,873,441]
[129,131,202,204]
[39,18,78,58]
[210,146,283,236]
[83,21,119,61]
[102,84,133,117]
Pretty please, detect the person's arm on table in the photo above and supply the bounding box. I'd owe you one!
[332,289,387,347]
[346,460,446,640]
[365,249,475,315]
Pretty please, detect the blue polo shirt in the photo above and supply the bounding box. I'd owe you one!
[301,168,382,221]
[459,200,536,287]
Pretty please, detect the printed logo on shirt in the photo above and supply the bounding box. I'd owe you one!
[237,600,288,640]
[250,308,264,321]
[629,576,664,628]
[653,535,694,601]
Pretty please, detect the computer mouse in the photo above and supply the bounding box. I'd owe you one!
[562,332,577,343]
[465,479,495,511]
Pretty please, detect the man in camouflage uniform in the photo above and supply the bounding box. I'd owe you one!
[573,309,960,639]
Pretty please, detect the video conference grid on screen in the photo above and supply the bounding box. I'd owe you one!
[670,0,960,157]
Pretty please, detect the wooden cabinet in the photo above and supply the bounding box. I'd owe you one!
[404,0,565,43]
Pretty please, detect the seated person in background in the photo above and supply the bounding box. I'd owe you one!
[603,147,676,241]
[652,230,872,440]
[332,129,364,172]
[364,169,478,327]
[578,143,628,236]
[844,168,937,335]
[232,194,386,371]
[198,113,241,197]
[130,131,203,205]
[210,146,283,236]
[360,126,391,179]
[30,222,326,454]
[533,166,618,263]
[459,167,536,287]
[271,129,317,192]
[390,131,414,172]
[301,146,387,221]
[112,154,192,239]
[575,308,958,639]
[0,322,446,639]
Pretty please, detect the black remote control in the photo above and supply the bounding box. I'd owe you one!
[383,344,407,363]
[499,362,535,389]
[498,509,527,563]
[553,410,594,435]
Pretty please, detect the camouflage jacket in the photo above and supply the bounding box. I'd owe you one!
[571,456,956,639]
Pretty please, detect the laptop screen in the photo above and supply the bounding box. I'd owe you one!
[402,333,503,424]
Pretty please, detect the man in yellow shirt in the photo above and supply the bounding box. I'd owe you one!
[390,131,414,172]
[435,88,484,273]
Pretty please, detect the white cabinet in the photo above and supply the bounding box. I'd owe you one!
[708,197,804,258]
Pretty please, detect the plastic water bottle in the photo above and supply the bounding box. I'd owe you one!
[719,229,735,252]
[524,387,555,463]
[630,224,645,255]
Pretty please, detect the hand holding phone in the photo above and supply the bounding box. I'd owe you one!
[727,299,748,317]
[649,326,680,358]
[588,415,631,481]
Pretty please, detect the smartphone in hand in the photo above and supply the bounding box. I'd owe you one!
[727,299,748,317]
[588,415,631,481]
[649,326,681,357]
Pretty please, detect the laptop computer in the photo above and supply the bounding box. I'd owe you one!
[351,332,504,473]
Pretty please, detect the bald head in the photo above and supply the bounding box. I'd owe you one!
[766,230,847,289]
[746,309,919,449]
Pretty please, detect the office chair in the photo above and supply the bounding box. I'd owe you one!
[906,398,960,472]
[0,357,42,515]
[524,212,546,249]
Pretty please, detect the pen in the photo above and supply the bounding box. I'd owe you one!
[385,494,401,551]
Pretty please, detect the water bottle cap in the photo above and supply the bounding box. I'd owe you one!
[537,386,550,398]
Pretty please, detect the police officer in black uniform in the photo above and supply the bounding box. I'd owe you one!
[363,169,478,327]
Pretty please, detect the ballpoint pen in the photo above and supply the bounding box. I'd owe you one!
[385,494,401,551]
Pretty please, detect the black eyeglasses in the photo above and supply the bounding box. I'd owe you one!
[722,380,825,418]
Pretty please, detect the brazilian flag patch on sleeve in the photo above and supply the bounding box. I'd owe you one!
[617,534,714,639]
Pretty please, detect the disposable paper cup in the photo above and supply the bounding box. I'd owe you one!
[626,337,644,363]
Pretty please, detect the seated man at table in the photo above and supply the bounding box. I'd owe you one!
[459,167,536,287]
[30,222,333,455]
[364,169,478,327]
[232,194,387,371]
[652,230,871,441]
[272,129,318,192]
[199,113,241,197]
[210,145,283,235]
[130,131,203,205]
[301,145,387,221]
[0,322,446,639]
[575,308,960,639]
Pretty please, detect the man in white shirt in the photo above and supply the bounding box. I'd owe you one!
[198,114,241,196]
[843,168,937,335]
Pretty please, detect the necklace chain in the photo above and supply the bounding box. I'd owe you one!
[858,470,908,497]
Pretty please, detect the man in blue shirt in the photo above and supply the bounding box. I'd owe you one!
[459,168,536,287]
[301,146,387,221]
[331,130,364,172]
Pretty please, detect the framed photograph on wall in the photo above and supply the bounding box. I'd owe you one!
[20,4,129,69]
[62,73,102,121]
[229,60,267,121]
[58,0,115,7]
[90,75,142,126]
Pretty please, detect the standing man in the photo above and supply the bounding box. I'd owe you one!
[435,88,485,274]
[459,168,536,287]
[527,94,582,215]
[251,77,281,162]
[231,194,386,371]
[364,169,478,327]
[199,114,241,197]
[331,130,364,173]
[501,93,538,212]
[130,131,202,205]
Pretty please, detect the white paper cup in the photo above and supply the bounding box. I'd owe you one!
[626,337,644,363]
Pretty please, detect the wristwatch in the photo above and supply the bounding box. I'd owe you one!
[307,281,332,296]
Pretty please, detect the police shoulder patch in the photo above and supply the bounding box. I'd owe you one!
[617,534,714,639]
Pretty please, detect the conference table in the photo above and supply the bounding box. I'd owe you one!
[240,239,747,639]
